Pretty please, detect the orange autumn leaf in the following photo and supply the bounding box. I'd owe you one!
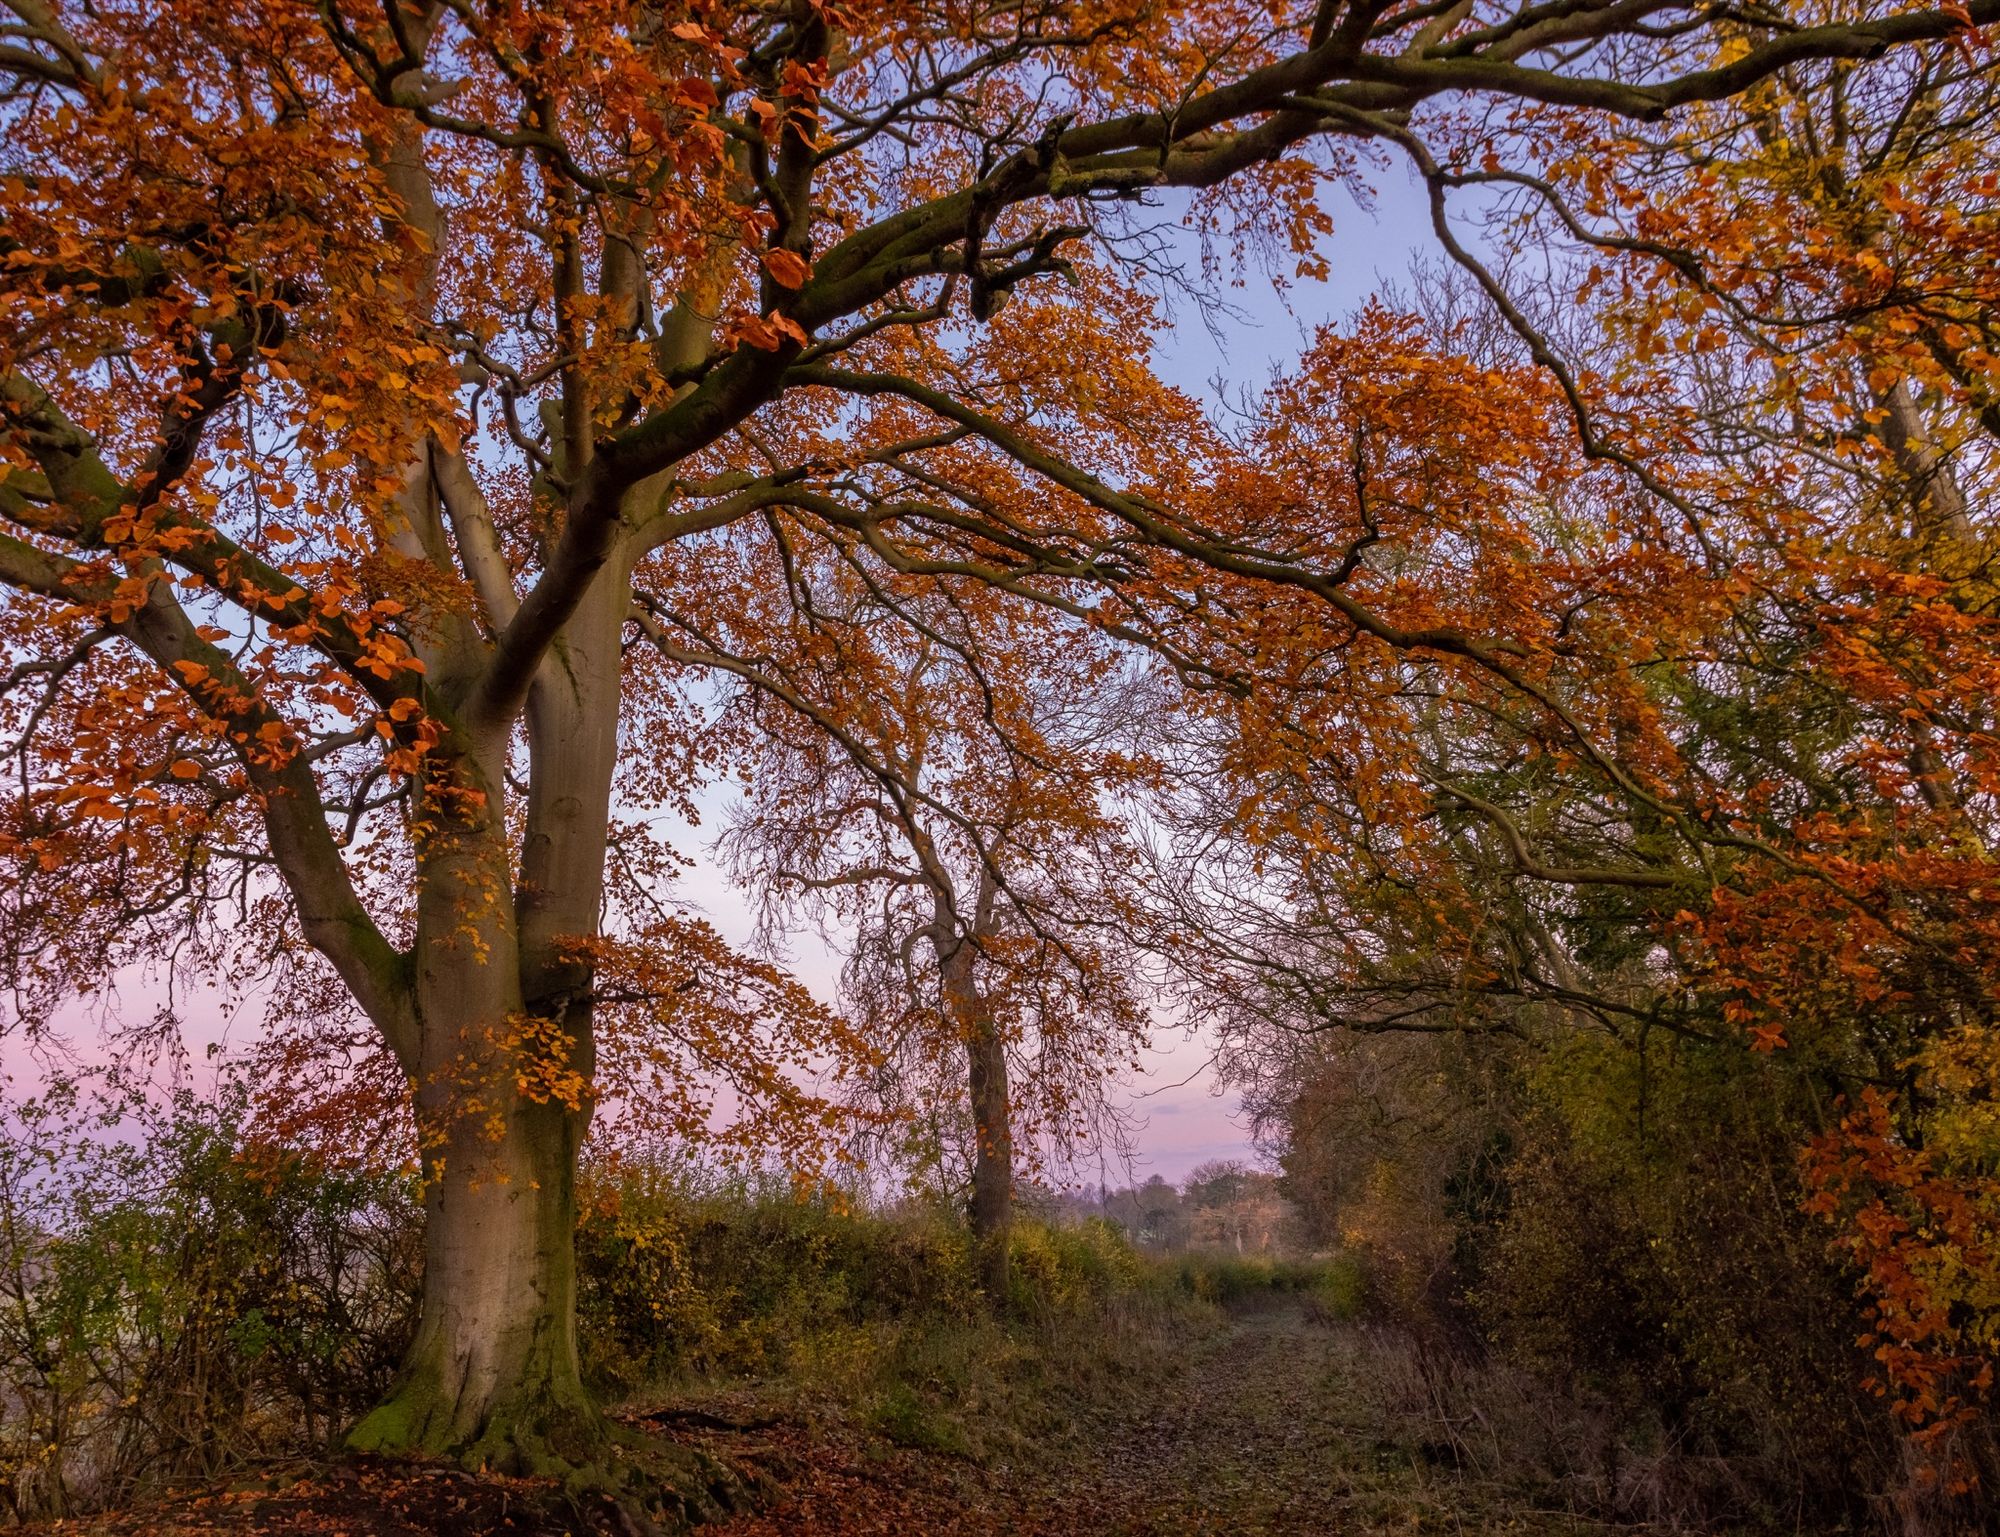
[763,249,812,289]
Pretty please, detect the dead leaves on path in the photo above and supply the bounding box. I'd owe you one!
[21,1461,576,1537]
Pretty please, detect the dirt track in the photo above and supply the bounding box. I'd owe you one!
[697,1302,1601,1536]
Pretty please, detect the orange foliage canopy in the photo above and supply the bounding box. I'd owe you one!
[3,0,1998,1469]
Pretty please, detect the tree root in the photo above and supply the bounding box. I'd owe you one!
[349,1390,772,1534]
[635,1405,788,1434]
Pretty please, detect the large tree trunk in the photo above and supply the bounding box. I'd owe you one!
[348,548,630,1473]
[348,1093,597,1472]
[344,755,609,1470]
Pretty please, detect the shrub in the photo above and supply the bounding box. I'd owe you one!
[0,1088,1196,1519]
[576,1173,996,1387]
[573,1158,715,1395]
[1307,1255,1367,1324]
[0,1077,419,1521]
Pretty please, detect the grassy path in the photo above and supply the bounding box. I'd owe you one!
[24,1301,1638,1536]
[1029,1302,1374,1534]
[693,1301,1617,1536]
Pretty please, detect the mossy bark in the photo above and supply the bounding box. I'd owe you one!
[346,733,606,1477]
[348,1094,602,1475]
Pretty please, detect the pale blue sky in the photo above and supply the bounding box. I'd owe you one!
[1104,163,1436,1181]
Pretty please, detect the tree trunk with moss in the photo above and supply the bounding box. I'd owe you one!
[350,562,631,1473]
[348,1096,596,1470]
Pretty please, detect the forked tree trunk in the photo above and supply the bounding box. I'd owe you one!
[347,555,633,1473]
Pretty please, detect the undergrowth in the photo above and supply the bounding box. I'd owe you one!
[0,1088,1342,1523]
[580,1170,1346,1470]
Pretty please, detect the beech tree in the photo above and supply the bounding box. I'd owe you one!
[680,546,1161,1295]
[2,0,1993,1484]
